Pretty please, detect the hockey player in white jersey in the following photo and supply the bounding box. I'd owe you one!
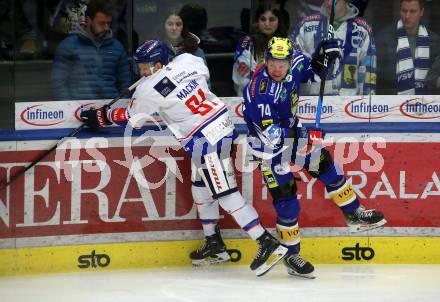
[80,39,288,277]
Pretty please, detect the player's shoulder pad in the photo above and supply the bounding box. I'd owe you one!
[353,17,373,34]
[173,53,205,70]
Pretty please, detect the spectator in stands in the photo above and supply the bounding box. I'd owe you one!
[44,0,129,58]
[51,0,130,101]
[16,0,42,58]
[291,0,376,96]
[375,0,440,94]
[292,0,369,23]
[44,0,88,58]
[232,5,289,96]
[48,0,88,35]
[157,8,207,65]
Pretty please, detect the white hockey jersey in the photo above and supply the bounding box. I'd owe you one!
[128,54,229,143]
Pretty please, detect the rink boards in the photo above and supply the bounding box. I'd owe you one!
[2,237,440,276]
[1,95,440,276]
[1,131,440,276]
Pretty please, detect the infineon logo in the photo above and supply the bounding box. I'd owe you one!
[296,99,334,120]
[400,98,440,119]
[235,103,243,118]
[20,104,65,126]
[344,98,390,120]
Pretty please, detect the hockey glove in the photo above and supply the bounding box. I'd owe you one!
[311,38,341,78]
[308,127,325,145]
[80,105,112,129]
[256,123,285,150]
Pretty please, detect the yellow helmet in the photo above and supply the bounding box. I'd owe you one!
[265,37,294,61]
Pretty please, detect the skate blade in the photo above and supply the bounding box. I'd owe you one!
[349,218,387,233]
[254,245,288,277]
[287,269,316,279]
[192,252,231,266]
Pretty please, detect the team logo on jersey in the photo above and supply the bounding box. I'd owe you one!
[259,78,268,94]
[279,87,288,102]
[296,62,304,72]
[241,36,251,48]
[153,77,176,97]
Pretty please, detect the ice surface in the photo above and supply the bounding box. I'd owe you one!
[1,264,439,302]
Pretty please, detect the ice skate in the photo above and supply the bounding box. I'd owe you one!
[190,226,231,266]
[284,254,315,279]
[250,231,288,277]
[345,206,387,233]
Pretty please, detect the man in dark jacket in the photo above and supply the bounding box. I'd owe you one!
[375,0,440,95]
[51,0,130,100]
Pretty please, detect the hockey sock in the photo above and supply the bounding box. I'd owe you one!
[272,197,301,252]
[318,164,360,213]
[192,184,220,236]
[276,221,301,254]
[218,191,265,240]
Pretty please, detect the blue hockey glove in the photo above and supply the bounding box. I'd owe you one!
[80,105,112,130]
[311,38,341,78]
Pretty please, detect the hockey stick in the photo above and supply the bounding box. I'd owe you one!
[0,76,146,191]
[315,0,337,128]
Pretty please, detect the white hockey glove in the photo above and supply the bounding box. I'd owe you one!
[256,123,284,150]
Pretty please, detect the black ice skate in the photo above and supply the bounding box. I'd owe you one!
[190,226,231,266]
[250,231,288,277]
[344,206,387,233]
[284,254,315,279]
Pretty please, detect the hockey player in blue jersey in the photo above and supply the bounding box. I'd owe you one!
[241,37,386,278]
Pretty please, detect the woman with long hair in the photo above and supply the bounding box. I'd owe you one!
[157,8,207,65]
[232,5,289,96]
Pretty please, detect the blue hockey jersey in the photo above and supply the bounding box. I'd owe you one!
[242,52,316,142]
